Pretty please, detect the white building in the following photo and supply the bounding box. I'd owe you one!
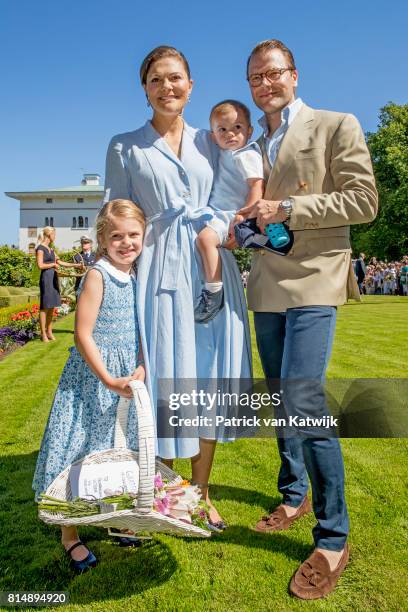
[5,173,104,253]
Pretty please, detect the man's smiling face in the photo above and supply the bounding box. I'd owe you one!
[248,49,298,115]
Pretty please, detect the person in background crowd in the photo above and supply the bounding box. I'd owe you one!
[355,253,366,294]
[36,227,83,342]
[374,265,383,294]
[400,256,408,295]
[74,235,96,292]
[383,263,392,295]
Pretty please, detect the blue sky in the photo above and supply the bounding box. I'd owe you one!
[1,0,407,245]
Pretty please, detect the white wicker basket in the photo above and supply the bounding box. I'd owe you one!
[39,380,210,538]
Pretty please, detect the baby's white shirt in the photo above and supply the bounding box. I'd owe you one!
[209,142,263,212]
[233,142,264,182]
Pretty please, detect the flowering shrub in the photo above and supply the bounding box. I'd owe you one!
[0,304,40,353]
[0,302,36,327]
[0,300,73,357]
[0,246,33,287]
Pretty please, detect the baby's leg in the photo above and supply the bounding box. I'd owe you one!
[197,226,222,283]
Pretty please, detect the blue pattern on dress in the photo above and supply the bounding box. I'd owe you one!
[32,263,140,499]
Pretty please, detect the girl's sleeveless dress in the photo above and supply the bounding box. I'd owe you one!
[32,259,140,500]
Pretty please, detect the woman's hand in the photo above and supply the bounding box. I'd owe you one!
[106,376,134,398]
[131,364,146,382]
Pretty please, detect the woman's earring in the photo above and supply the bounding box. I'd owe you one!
[146,95,151,108]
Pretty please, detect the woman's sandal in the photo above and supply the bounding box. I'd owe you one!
[191,481,227,532]
[65,541,97,572]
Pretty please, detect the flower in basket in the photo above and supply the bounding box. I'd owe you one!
[154,472,165,489]
[38,472,211,532]
[153,492,171,515]
[153,472,210,527]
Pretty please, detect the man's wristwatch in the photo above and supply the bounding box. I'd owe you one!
[278,197,294,221]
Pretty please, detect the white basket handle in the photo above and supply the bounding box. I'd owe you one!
[114,381,156,512]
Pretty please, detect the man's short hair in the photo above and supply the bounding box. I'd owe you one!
[209,99,251,127]
[246,39,296,77]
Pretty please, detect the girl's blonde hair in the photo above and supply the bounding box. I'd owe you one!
[38,226,55,243]
[95,199,146,259]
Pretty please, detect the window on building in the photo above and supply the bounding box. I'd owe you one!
[78,216,84,228]
[72,217,77,228]
[28,243,36,255]
[50,217,54,226]
[45,217,49,226]
[28,227,37,238]
[77,197,84,203]
[85,217,89,228]
[46,198,53,203]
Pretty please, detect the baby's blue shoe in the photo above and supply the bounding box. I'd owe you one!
[194,288,224,324]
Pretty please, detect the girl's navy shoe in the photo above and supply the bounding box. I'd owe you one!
[65,541,97,573]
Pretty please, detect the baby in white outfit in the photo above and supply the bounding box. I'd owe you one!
[195,100,264,323]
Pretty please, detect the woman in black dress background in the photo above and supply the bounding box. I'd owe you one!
[36,227,83,342]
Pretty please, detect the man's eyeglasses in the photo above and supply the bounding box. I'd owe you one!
[247,68,294,87]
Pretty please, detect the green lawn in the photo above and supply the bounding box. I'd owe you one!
[0,296,407,611]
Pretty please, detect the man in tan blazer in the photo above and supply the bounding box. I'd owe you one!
[241,39,378,600]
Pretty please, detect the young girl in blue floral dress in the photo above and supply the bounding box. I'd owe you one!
[33,199,146,571]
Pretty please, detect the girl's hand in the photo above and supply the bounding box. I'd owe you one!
[106,376,134,398]
[131,364,146,382]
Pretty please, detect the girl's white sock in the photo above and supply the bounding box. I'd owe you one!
[205,281,223,293]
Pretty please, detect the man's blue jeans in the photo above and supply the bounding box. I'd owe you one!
[254,306,349,551]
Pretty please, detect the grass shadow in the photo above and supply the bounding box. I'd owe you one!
[202,525,313,563]
[210,483,280,513]
[180,484,312,563]
[0,451,177,604]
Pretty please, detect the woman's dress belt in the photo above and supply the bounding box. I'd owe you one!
[146,198,214,291]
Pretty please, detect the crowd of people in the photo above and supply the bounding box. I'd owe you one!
[242,255,408,296]
[353,254,408,295]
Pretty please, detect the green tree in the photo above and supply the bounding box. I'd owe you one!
[232,248,252,272]
[351,103,408,260]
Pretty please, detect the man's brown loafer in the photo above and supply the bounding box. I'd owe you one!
[255,495,312,532]
[289,543,350,600]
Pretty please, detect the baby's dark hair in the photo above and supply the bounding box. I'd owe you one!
[209,99,251,127]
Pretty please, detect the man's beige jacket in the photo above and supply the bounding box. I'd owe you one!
[247,103,378,312]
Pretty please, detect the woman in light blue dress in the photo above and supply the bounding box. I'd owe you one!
[104,46,252,526]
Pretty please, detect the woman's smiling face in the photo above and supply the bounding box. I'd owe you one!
[144,57,193,117]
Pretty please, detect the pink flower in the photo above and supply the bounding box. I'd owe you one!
[154,472,164,490]
[153,493,170,515]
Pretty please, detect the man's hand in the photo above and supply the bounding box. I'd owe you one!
[238,199,287,233]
